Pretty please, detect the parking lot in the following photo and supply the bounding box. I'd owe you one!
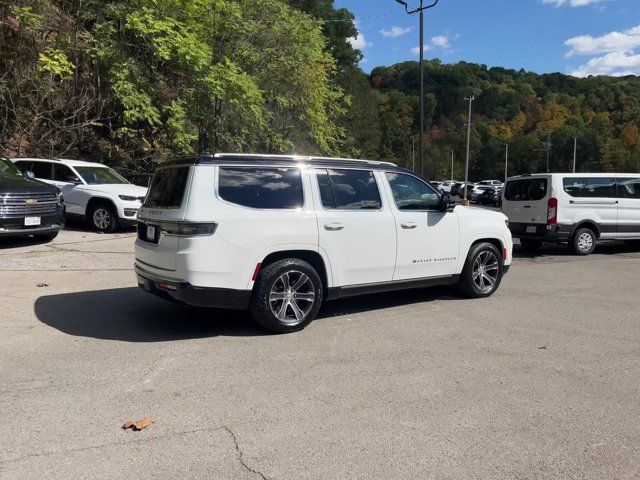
[2,226,640,479]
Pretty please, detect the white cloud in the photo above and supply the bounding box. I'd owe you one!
[565,25,640,57]
[542,0,605,7]
[348,31,373,50]
[410,34,454,55]
[380,26,411,39]
[571,51,640,77]
[565,24,640,77]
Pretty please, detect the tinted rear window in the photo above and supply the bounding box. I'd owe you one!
[504,178,548,201]
[317,169,381,210]
[218,167,303,209]
[563,177,617,198]
[145,166,189,208]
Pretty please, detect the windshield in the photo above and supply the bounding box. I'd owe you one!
[74,166,129,185]
[0,157,23,178]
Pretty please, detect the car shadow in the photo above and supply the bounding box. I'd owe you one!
[512,240,640,259]
[0,235,56,250]
[34,285,464,342]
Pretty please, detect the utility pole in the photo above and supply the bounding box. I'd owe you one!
[543,132,552,173]
[395,0,440,175]
[412,136,415,172]
[504,143,509,183]
[451,149,454,181]
[573,137,577,173]
[463,91,478,204]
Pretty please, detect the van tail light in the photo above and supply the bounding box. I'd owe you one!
[160,222,217,236]
[547,198,558,225]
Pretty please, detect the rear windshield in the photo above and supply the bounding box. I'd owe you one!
[504,178,548,201]
[145,166,190,208]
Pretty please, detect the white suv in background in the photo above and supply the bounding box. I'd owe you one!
[135,154,513,333]
[13,158,148,232]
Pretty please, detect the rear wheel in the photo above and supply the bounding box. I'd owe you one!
[250,259,323,334]
[458,242,504,298]
[89,203,119,233]
[519,238,543,252]
[571,228,596,255]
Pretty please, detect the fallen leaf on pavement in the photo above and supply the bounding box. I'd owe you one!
[122,418,153,431]
[36,283,49,287]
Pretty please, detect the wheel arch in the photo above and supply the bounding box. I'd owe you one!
[570,221,601,239]
[85,196,118,221]
[257,250,330,292]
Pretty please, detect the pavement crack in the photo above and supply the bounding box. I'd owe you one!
[222,425,270,480]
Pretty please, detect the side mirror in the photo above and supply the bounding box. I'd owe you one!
[439,193,456,212]
[26,170,35,179]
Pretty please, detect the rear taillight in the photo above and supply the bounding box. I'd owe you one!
[547,197,558,225]
[160,222,217,236]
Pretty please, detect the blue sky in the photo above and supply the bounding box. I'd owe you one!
[335,0,640,77]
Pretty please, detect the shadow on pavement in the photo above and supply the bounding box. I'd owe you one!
[512,240,640,259]
[35,285,463,342]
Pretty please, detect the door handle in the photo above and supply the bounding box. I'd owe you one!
[523,205,532,209]
[324,223,345,231]
[401,222,418,230]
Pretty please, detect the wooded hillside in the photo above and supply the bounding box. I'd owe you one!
[1,0,639,179]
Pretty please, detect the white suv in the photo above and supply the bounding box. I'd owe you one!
[13,158,148,232]
[135,154,513,333]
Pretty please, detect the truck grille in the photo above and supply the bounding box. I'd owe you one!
[0,193,59,217]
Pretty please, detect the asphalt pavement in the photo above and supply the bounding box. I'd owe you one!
[1,225,640,479]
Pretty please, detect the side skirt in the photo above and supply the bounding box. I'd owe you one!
[326,275,460,301]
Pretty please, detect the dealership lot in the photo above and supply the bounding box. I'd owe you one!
[2,228,640,479]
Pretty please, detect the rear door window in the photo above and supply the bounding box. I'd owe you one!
[218,167,303,209]
[31,162,53,180]
[316,169,381,210]
[617,178,640,199]
[504,178,547,201]
[146,166,190,209]
[563,178,617,198]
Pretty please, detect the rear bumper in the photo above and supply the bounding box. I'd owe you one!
[135,264,251,310]
[509,223,573,242]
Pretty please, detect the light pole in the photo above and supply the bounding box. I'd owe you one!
[394,0,440,175]
[451,149,454,181]
[463,91,478,203]
[504,143,509,183]
[543,132,552,173]
[573,137,577,173]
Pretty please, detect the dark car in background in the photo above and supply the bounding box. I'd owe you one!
[0,157,64,241]
[477,187,502,206]
[450,182,464,196]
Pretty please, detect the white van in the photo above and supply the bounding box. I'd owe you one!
[135,153,513,333]
[502,173,640,255]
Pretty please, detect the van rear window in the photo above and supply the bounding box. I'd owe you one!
[145,166,190,208]
[504,178,547,201]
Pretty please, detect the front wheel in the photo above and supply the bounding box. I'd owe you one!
[571,228,596,255]
[89,203,119,233]
[250,259,323,334]
[458,242,504,298]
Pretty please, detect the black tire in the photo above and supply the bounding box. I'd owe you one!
[89,203,119,233]
[250,259,323,334]
[36,231,59,242]
[519,238,543,252]
[571,227,596,255]
[458,242,504,298]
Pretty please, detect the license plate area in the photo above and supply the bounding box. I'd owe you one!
[25,217,41,226]
[526,226,537,234]
[138,222,159,244]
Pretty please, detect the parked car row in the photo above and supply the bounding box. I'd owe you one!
[0,157,150,241]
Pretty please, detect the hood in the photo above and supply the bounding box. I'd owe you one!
[456,205,507,223]
[0,175,60,195]
[81,183,148,197]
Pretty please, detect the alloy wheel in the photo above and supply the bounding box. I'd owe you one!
[472,250,500,294]
[269,270,316,326]
[93,208,111,230]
